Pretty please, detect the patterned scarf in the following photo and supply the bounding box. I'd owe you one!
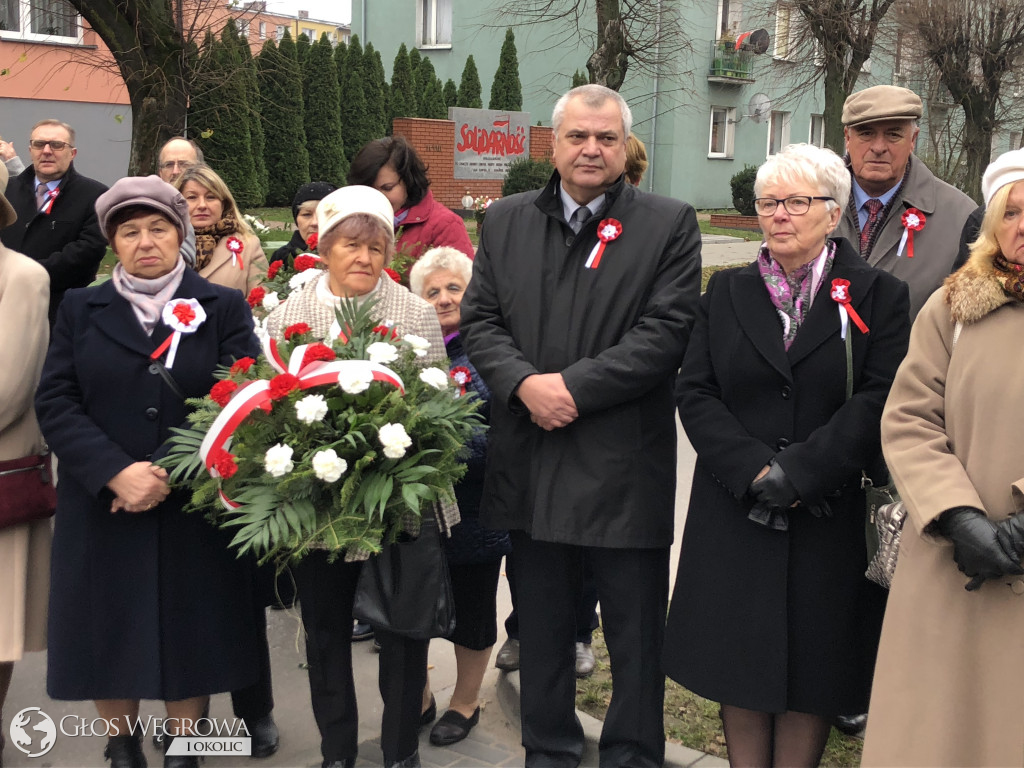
[758,240,836,349]
[193,216,238,271]
[845,156,912,259]
[993,254,1024,301]
[111,257,186,335]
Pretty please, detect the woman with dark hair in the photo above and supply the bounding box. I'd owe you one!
[272,181,337,265]
[347,137,474,262]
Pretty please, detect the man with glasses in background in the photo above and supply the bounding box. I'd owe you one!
[156,137,203,184]
[0,119,107,323]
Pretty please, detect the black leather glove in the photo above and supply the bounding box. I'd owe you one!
[749,460,799,510]
[996,514,1024,563]
[748,502,789,531]
[936,506,1024,591]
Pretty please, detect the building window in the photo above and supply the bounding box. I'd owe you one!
[275,25,286,40]
[301,27,315,40]
[417,0,452,47]
[237,19,250,39]
[0,0,80,41]
[774,3,799,60]
[768,111,791,156]
[259,21,266,39]
[809,114,824,147]
[709,107,736,158]
[716,0,744,39]
[1012,131,1023,151]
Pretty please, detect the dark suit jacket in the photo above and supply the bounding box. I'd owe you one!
[664,238,911,715]
[0,162,108,323]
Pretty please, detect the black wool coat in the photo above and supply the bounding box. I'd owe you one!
[0,163,108,323]
[664,239,911,715]
[35,268,262,701]
[461,172,702,548]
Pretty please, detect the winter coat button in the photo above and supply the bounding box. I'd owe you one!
[1012,580,1024,595]
[565,236,573,247]
[781,385,792,399]
[145,407,159,420]
[776,438,791,450]
[148,364,160,374]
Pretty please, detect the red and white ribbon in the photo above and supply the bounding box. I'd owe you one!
[897,208,926,259]
[585,218,623,269]
[830,279,869,339]
[226,236,245,270]
[41,187,60,215]
[151,298,207,369]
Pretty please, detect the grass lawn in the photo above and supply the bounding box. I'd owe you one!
[575,629,865,767]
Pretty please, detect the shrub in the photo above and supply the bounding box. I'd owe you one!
[730,164,759,216]
[502,157,555,197]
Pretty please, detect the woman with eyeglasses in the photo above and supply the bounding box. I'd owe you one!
[664,144,911,767]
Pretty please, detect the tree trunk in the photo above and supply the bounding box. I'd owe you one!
[959,94,996,203]
[587,0,629,90]
[822,61,848,153]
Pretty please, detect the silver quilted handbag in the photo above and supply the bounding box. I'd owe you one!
[864,485,906,589]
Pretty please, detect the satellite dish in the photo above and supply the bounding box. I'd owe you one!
[746,93,772,123]
[735,29,770,55]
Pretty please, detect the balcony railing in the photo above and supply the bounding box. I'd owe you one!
[708,41,754,82]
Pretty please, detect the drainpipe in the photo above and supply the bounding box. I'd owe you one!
[648,0,662,193]
[361,0,366,39]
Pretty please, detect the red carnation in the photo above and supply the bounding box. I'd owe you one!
[267,260,284,280]
[284,323,311,340]
[383,267,401,283]
[301,343,337,368]
[230,357,255,374]
[294,254,318,272]
[306,232,319,251]
[247,286,266,308]
[268,373,301,400]
[210,448,238,479]
[210,379,239,406]
[373,324,400,340]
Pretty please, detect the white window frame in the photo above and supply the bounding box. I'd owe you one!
[258,21,266,40]
[237,19,250,39]
[773,3,799,60]
[301,27,315,40]
[416,0,453,49]
[709,107,736,159]
[715,0,744,39]
[809,114,825,147]
[0,0,82,43]
[767,111,791,156]
[275,25,287,40]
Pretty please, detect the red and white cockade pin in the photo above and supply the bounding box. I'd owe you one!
[151,298,207,369]
[898,208,926,259]
[830,279,869,339]
[450,366,472,396]
[585,218,623,269]
[225,236,245,269]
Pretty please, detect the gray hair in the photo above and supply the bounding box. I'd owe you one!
[551,85,632,140]
[754,143,851,212]
[409,246,474,298]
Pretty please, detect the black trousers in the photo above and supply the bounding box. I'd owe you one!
[230,605,274,722]
[293,550,427,764]
[511,532,668,768]
[504,549,600,644]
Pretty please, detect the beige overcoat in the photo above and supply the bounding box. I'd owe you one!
[0,244,51,661]
[864,250,1024,767]
[197,232,268,295]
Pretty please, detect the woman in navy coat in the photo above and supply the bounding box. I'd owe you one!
[35,176,260,768]
[664,144,910,767]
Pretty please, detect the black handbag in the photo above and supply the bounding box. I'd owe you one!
[352,513,456,640]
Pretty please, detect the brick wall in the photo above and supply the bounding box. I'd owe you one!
[393,118,554,209]
[709,214,762,232]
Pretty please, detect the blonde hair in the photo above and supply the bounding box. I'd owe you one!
[409,246,473,298]
[174,165,253,237]
[625,133,648,185]
[969,181,1020,263]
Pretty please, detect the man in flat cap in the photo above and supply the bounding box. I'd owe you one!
[835,85,975,319]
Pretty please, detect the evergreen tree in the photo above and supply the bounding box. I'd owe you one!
[295,32,311,65]
[363,42,389,138]
[234,33,268,203]
[571,69,589,88]
[339,33,372,162]
[456,55,483,109]
[442,78,458,110]
[408,46,421,79]
[257,37,309,206]
[415,57,446,118]
[304,33,348,185]
[333,39,347,93]
[390,43,416,122]
[489,28,523,111]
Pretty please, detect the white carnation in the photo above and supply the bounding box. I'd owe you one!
[295,394,329,424]
[261,291,280,310]
[312,449,347,483]
[367,341,399,365]
[378,422,412,459]
[419,367,449,390]
[288,269,320,291]
[338,365,374,394]
[403,334,430,357]
[264,443,295,477]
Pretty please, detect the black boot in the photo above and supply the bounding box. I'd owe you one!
[162,734,199,768]
[105,734,147,768]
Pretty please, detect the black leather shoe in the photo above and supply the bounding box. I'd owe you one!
[429,707,480,746]
[321,760,355,768]
[105,734,147,768]
[352,621,374,641]
[418,696,436,731]
[245,714,279,758]
[833,713,868,736]
[384,751,420,768]
[162,734,198,768]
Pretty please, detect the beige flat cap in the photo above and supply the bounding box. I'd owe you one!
[842,85,922,127]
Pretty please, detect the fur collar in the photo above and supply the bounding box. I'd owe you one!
[945,250,1015,324]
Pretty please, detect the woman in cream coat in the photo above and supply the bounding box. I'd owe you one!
[864,148,1024,766]
[0,161,51,743]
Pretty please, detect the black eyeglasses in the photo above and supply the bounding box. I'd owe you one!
[30,140,72,151]
[753,196,834,216]
[158,160,196,171]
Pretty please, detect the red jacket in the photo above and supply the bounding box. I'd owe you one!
[396,190,474,261]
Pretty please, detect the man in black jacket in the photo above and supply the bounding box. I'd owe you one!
[0,119,107,323]
[462,85,702,768]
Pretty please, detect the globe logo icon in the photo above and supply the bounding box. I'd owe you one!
[9,707,57,757]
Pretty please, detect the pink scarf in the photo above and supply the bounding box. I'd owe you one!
[111,258,186,335]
